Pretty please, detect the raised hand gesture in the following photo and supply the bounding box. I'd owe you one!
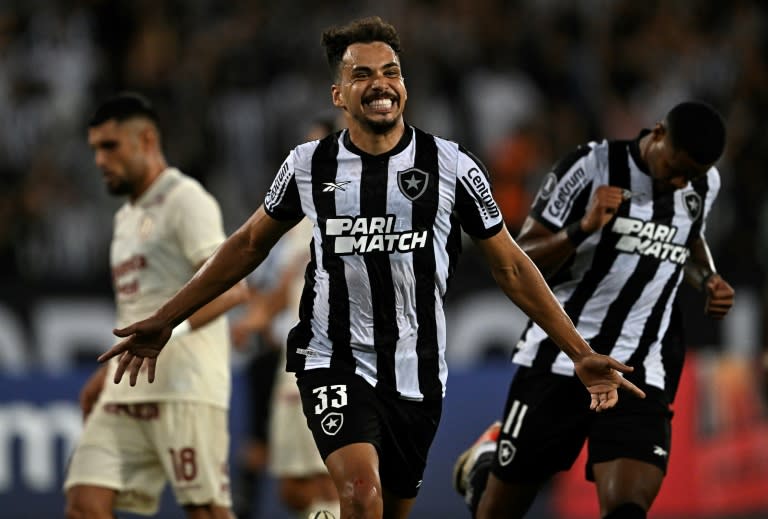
[581,185,629,233]
[573,352,646,412]
[97,316,173,386]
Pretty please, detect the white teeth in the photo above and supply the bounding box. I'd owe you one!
[369,99,393,110]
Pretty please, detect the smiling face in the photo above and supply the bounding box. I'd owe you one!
[644,123,711,193]
[331,41,407,135]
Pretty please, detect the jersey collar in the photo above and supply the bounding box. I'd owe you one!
[629,129,651,176]
[342,124,413,159]
[134,168,180,208]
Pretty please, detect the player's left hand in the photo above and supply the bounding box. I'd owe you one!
[97,316,173,386]
[703,274,734,319]
[573,352,646,412]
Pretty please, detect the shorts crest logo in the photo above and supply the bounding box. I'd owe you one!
[320,412,344,436]
[397,168,429,201]
[498,439,517,466]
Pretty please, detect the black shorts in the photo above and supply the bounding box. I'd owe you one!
[490,366,672,484]
[296,368,442,498]
[245,347,281,442]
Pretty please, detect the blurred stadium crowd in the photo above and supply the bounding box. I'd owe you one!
[0,0,766,349]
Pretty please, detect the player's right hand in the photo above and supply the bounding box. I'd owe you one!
[573,352,646,412]
[581,185,628,232]
[97,316,173,386]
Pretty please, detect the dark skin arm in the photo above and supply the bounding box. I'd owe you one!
[683,236,734,319]
[82,270,248,412]
[185,273,249,332]
[98,205,299,385]
[518,185,734,319]
[516,185,625,278]
[473,226,645,411]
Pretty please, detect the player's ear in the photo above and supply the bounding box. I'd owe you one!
[331,84,345,109]
[139,123,159,150]
[651,121,666,141]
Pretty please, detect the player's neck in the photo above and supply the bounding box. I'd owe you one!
[346,119,405,156]
[129,158,169,202]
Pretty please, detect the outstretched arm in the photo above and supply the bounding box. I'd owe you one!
[473,226,645,411]
[98,206,299,384]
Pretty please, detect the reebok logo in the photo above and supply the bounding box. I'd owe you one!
[653,445,668,457]
[322,181,351,192]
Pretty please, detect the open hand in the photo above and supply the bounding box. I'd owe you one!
[573,352,646,412]
[97,316,173,386]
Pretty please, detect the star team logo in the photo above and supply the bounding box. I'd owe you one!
[497,439,517,466]
[320,412,344,436]
[683,191,702,220]
[397,168,429,201]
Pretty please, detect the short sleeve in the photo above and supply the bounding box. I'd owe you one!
[264,150,303,221]
[529,144,595,232]
[172,182,226,265]
[453,147,504,238]
[699,166,721,236]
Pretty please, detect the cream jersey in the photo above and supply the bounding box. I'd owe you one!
[101,168,231,408]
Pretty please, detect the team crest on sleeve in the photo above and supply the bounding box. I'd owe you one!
[397,168,429,201]
[536,172,558,201]
[683,191,702,220]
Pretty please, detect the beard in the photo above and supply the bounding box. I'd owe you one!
[361,114,399,135]
[106,178,133,196]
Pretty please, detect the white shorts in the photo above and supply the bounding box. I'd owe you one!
[63,401,231,515]
[268,370,328,477]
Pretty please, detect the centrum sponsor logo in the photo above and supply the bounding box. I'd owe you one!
[546,167,587,219]
[265,160,292,211]
[612,217,689,264]
[325,215,428,255]
[460,168,500,221]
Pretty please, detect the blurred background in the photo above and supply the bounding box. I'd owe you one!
[1,0,767,517]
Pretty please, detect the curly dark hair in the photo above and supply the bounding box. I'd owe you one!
[665,101,726,165]
[321,16,402,81]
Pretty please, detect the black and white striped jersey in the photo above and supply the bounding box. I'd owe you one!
[264,126,504,401]
[512,132,720,391]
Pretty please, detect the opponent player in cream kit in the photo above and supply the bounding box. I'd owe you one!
[64,93,247,519]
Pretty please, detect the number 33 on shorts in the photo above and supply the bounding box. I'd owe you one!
[312,384,348,414]
[313,384,348,436]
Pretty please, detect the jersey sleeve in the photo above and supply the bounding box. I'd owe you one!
[529,144,595,232]
[172,182,226,265]
[453,147,504,238]
[264,150,303,221]
[699,166,721,237]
